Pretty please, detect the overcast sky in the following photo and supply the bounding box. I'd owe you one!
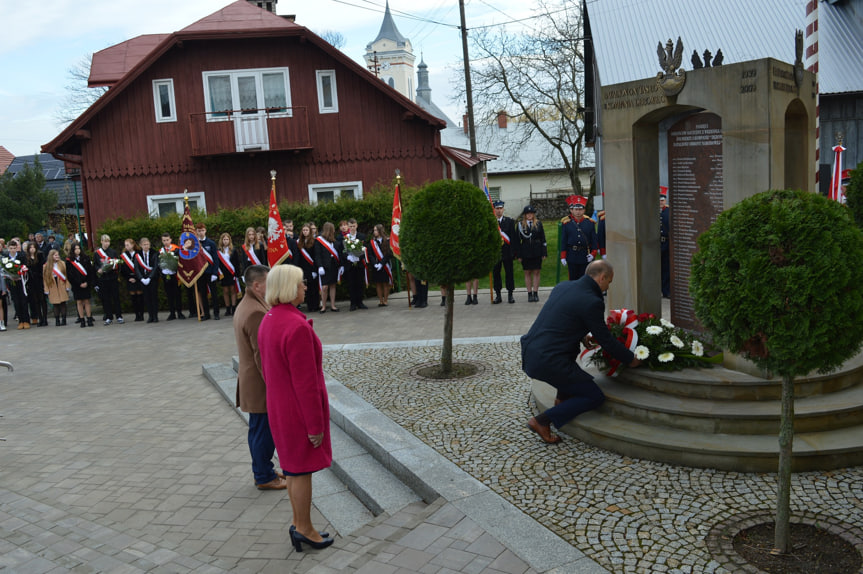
[0,0,535,157]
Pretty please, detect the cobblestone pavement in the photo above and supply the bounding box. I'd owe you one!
[322,341,863,574]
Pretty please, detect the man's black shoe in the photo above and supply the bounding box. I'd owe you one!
[350,305,357,311]
[167,314,176,321]
[508,292,515,304]
[493,292,502,304]
[358,303,368,309]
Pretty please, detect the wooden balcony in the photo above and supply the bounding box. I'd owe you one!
[189,107,312,157]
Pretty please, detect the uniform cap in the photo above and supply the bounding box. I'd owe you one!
[493,200,505,208]
[566,195,587,208]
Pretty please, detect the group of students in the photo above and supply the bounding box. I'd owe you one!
[0,218,399,330]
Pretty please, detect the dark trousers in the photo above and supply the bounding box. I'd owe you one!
[346,265,365,306]
[493,257,515,293]
[142,281,160,319]
[566,254,588,281]
[99,278,122,319]
[528,361,605,429]
[10,281,29,323]
[191,278,220,317]
[414,280,428,305]
[305,270,321,311]
[162,274,182,314]
[248,413,279,485]
[28,289,47,324]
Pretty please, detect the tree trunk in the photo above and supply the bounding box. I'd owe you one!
[773,374,795,553]
[440,284,454,374]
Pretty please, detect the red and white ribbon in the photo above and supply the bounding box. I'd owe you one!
[579,308,639,376]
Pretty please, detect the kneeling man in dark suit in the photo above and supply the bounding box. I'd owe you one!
[520,260,641,443]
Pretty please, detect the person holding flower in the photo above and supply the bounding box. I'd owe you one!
[94,234,123,325]
[5,240,31,329]
[341,219,367,311]
[43,249,70,326]
[521,260,641,444]
[24,241,47,326]
[67,243,95,328]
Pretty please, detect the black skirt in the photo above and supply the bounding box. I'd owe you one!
[520,257,543,271]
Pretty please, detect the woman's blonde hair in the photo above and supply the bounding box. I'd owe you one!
[265,264,304,307]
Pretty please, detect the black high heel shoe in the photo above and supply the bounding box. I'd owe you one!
[289,526,333,552]
[290,525,329,538]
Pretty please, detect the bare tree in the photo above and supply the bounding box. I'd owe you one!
[464,0,586,194]
[54,54,109,126]
[318,30,346,50]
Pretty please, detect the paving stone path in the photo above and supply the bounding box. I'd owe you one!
[322,341,863,573]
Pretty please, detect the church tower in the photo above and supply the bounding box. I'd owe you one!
[364,1,415,101]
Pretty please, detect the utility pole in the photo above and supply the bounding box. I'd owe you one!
[459,0,479,187]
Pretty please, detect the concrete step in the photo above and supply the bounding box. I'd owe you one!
[533,380,863,472]
[203,361,418,529]
[598,377,863,434]
[619,351,863,400]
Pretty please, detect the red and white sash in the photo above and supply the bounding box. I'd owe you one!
[121,252,136,272]
[499,229,511,245]
[52,264,67,282]
[316,237,338,259]
[243,244,261,266]
[96,248,110,263]
[218,250,241,293]
[201,247,213,264]
[300,248,314,266]
[370,240,393,285]
[135,252,152,272]
[71,260,87,276]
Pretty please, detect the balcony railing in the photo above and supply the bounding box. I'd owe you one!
[189,107,312,157]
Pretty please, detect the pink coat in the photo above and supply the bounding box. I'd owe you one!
[258,303,332,474]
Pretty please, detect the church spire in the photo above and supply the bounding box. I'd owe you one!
[370,1,407,47]
[416,54,431,103]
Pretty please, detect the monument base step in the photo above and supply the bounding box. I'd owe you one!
[532,380,863,473]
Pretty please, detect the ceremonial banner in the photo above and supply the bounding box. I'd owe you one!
[829,143,847,203]
[267,175,291,266]
[177,198,206,288]
[390,180,402,259]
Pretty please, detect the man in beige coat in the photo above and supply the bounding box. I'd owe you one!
[233,264,286,490]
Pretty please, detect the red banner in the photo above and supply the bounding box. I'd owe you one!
[267,178,291,267]
[390,181,402,260]
[177,198,206,288]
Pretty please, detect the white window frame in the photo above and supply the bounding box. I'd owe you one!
[146,191,207,218]
[152,79,177,123]
[315,70,338,114]
[201,67,292,121]
[307,181,363,204]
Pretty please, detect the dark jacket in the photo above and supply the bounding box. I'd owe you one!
[561,217,598,264]
[135,249,160,283]
[93,246,120,280]
[199,237,219,278]
[497,216,516,260]
[515,220,547,260]
[313,237,342,285]
[521,275,634,378]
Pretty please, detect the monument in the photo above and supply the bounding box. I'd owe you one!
[598,48,816,321]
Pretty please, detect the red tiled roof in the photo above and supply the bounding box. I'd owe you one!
[440,146,497,168]
[180,0,300,34]
[89,34,170,87]
[0,146,14,175]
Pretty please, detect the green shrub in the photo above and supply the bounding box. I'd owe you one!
[843,162,863,228]
[400,180,500,285]
[690,189,863,377]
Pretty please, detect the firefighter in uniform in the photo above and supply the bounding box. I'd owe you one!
[560,195,597,281]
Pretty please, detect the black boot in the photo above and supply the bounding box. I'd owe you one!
[534,291,540,303]
[87,317,94,327]
[55,317,61,326]
[508,291,515,304]
[80,319,86,328]
[472,294,478,305]
[61,316,67,326]
[493,291,502,304]
[465,294,472,305]
[440,296,446,307]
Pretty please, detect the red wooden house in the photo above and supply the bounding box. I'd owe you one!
[42,0,448,235]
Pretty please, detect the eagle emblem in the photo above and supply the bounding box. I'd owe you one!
[656,37,686,97]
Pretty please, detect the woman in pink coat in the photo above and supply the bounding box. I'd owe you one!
[258,264,334,552]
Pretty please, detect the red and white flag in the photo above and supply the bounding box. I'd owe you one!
[267,176,291,267]
[390,180,402,260]
[830,143,847,203]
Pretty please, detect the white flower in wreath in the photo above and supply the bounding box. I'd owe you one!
[691,340,704,357]
[670,335,685,349]
[658,352,675,363]
[660,318,674,328]
[635,345,650,360]
[646,325,663,335]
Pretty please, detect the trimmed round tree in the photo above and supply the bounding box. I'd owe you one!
[401,179,500,374]
[690,189,863,554]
